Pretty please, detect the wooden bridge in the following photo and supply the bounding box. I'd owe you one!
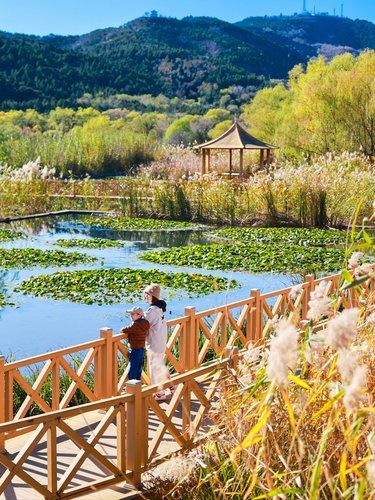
[0,272,372,499]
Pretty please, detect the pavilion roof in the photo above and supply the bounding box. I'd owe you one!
[196,121,277,150]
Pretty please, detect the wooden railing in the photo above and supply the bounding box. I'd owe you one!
[0,355,234,498]
[1,271,372,436]
[0,271,373,498]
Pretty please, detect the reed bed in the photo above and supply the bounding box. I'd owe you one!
[0,152,373,227]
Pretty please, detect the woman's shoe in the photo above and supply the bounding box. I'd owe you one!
[153,391,166,401]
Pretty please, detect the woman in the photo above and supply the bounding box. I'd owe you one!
[144,283,174,400]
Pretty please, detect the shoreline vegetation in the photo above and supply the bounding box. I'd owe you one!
[0,151,373,228]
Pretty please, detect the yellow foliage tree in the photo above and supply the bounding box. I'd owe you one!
[242,51,375,158]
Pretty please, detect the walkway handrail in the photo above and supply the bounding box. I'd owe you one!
[0,355,233,497]
[0,271,372,432]
[0,269,373,499]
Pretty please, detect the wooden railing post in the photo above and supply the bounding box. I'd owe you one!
[125,380,143,485]
[183,307,197,370]
[47,422,57,495]
[251,289,262,341]
[302,275,314,320]
[181,307,197,444]
[100,328,114,399]
[0,356,5,451]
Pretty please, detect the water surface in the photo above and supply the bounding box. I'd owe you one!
[0,216,294,358]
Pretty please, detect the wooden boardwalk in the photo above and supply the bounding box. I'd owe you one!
[0,386,211,499]
[0,271,372,499]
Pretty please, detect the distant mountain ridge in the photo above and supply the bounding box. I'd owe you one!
[0,14,374,111]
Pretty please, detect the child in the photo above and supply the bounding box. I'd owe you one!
[143,284,174,400]
[121,306,149,381]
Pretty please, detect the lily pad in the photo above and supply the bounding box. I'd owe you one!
[55,238,125,249]
[0,248,97,269]
[141,243,345,274]
[17,268,238,305]
[79,216,197,231]
[0,230,24,242]
[212,227,346,247]
[0,292,14,308]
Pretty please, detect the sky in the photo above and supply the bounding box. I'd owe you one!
[1,0,374,36]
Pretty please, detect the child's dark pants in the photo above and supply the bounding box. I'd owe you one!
[128,348,145,381]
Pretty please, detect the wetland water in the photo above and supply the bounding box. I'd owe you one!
[0,216,294,358]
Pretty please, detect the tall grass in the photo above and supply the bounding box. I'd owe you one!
[2,128,158,178]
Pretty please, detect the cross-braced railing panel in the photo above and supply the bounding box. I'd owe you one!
[4,341,104,429]
[142,360,230,466]
[165,318,188,374]
[1,271,372,434]
[196,298,253,366]
[0,359,232,498]
[0,394,133,499]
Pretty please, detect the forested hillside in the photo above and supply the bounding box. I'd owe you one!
[237,14,375,57]
[0,14,373,111]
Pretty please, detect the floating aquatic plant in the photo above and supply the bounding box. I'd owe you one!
[0,248,96,269]
[79,216,197,231]
[0,230,24,242]
[55,238,125,249]
[211,227,346,247]
[141,243,345,274]
[17,268,238,305]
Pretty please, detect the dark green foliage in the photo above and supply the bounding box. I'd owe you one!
[17,268,238,304]
[1,15,373,112]
[141,242,344,274]
[0,16,304,111]
[0,248,96,269]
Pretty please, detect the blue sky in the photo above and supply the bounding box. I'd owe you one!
[1,0,374,35]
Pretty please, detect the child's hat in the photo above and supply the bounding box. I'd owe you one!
[125,306,143,315]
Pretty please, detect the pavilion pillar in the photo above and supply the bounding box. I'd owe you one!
[266,149,271,167]
[201,149,206,175]
[239,149,244,182]
[207,149,211,173]
[259,149,264,168]
[229,149,233,178]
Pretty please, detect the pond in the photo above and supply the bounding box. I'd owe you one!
[0,216,295,359]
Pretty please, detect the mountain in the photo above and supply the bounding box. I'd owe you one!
[0,14,373,111]
[237,14,375,58]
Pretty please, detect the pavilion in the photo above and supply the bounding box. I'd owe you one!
[195,121,278,180]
